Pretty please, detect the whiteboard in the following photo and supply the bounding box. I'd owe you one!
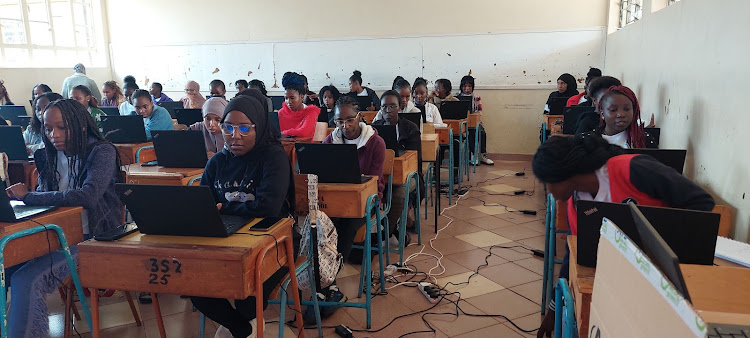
[110,27,605,93]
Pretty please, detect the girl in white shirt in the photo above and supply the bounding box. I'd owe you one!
[411,77,443,125]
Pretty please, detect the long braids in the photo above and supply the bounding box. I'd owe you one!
[597,85,646,148]
[103,80,125,106]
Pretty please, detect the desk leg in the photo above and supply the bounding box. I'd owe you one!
[434,155,440,233]
[285,237,305,338]
[90,288,100,338]
[255,271,264,338]
[151,293,166,338]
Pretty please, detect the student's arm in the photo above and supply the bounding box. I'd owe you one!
[282,108,318,138]
[23,144,117,209]
[221,151,291,217]
[629,155,715,211]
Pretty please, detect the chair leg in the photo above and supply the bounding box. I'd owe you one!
[124,291,142,326]
[199,313,205,338]
[151,293,166,338]
[64,281,72,338]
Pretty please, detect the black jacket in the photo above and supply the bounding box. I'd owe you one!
[372,118,425,198]
[347,87,380,110]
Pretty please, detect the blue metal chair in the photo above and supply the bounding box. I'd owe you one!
[438,129,455,205]
[0,224,93,338]
[383,171,422,266]
[472,122,484,173]
[541,194,566,314]
[541,122,548,144]
[554,278,578,338]
[135,145,154,164]
[187,176,201,186]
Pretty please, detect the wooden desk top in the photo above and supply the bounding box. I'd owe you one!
[0,207,84,268]
[124,164,204,177]
[78,218,294,299]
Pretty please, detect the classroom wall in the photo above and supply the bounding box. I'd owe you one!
[104,0,610,155]
[604,0,750,241]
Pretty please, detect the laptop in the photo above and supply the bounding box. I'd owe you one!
[0,105,29,126]
[157,101,184,119]
[268,111,281,138]
[115,184,253,237]
[400,113,423,128]
[456,95,475,112]
[0,126,30,160]
[0,181,58,222]
[644,127,660,149]
[576,200,719,268]
[151,130,208,168]
[563,106,595,134]
[547,97,570,115]
[439,101,470,120]
[414,105,427,122]
[622,148,687,174]
[295,143,370,184]
[270,96,285,111]
[100,107,120,116]
[628,202,691,302]
[372,125,405,157]
[353,96,375,112]
[101,115,148,143]
[175,108,203,126]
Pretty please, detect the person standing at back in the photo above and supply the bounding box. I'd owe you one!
[61,63,101,101]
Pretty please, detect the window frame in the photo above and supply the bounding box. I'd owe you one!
[619,0,643,28]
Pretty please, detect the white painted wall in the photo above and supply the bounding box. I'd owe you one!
[605,0,750,241]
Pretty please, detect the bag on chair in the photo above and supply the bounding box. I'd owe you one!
[297,174,342,291]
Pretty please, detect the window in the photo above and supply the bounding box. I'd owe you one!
[619,0,643,28]
[0,0,105,67]
[668,0,681,4]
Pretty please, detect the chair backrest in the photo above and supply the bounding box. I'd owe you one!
[382,149,395,176]
[712,204,732,237]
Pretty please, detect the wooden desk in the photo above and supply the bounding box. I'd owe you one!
[392,150,418,185]
[421,134,440,231]
[361,111,377,124]
[468,112,481,128]
[293,174,377,218]
[0,207,83,268]
[78,218,303,338]
[544,115,563,130]
[115,143,155,165]
[443,118,468,136]
[435,127,451,145]
[567,235,595,338]
[7,160,36,190]
[124,164,203,186]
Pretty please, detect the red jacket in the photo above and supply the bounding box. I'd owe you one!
[278,102,319,138]
[566,92,586,107]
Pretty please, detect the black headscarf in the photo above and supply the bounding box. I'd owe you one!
[546,73,580,105]
[532,134,623,183]
[222,95,281,153]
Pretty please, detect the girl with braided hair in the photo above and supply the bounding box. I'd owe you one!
[5,99,122,337]
[533,134,714,337]
[278,72,320,138]
[598,85,647,148]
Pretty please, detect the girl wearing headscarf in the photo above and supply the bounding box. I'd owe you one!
[189,97,228,156]
[181,80,206,109]
[544,73,579,112]
[190,95,295,338]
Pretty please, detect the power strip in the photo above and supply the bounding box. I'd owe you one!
[417,282,439,304]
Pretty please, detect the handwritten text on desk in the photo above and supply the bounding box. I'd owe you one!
[147,258,182,285]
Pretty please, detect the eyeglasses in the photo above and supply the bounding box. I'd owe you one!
[382,104,399,111]
[333,113,360,127]
[221,123,255,136]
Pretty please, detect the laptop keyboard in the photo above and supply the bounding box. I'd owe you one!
[708,324,750,338]
[12,205,53,220]
[221,215,253,233]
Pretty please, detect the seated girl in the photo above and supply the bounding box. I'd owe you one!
[596,85,649,149]
[456,75,493,165]
[248,79,273,113]
[1,79,15,105]
[31,84,52,102]
[25,92,63,153]
[100,81,125,107]
[346,70,380,111]
[573,76,622,135]
[190,95,294,338]
[544,73,578,113]
[317,85,341,127]
[277,72,319,139]
[189,97,228,157]
[119,81,138,115]
[412,77,443,125]
[71,85,106,128]
[427,78,458,107]
[5,99,122,338]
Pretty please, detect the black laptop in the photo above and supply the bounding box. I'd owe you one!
[628,202,692,302]
[270,96,285,111]
[0,181,58,222]
[0,126,30,160]
[576,200,719,268]
[151,130,208,168]
[644,127,660,149]
[372,125,405,157]
[116,184,253,237]
[622,148,687,174]
[101,115,148,143]
[100,107,120,116]
[0,105,29,126]
[175,108,203,126]
[414,105,427,122]
[439,101,470,120]
[547,97,570,115]
[354,96,375,112]
[563,106,595,134]
[295,143,370,184]
[400,113,423,128]
[268,111,281,138]
[157,101,184,118]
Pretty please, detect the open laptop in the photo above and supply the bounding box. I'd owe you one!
[547,97,570,115]
[628,202,692,302]
[414,105,428,122]
[576,200,719,268]
[0,181,58,222]
[151,130,208,168]
[270,96,285,111]
[372,125,405,157]
[563,106,595,134]
[400,113,423,128]
[116,184,253,237]
[157,101,184,118]
[644,127,660,149]
[0,106,29,126]
[101,115,148,143]
[353,96,375,112]
[439,101,470,120]
[295,143,370,184]
[268,111,281,138]
[622,148,687,174]
[100,107,120,116]
[0,126,31,160]
[174,108,203,126]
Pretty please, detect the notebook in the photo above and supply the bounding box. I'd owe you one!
[715,236,750,268]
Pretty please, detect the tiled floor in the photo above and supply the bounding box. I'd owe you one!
[44,156,564,337]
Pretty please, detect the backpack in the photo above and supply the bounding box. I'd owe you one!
[297,174,342,291]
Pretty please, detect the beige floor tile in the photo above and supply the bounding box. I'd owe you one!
[514,257,545,275]
[143,310,214,338]
[516,235,547,251]
[63,299,143,334]
[446,248,508,271]
[495,211,542,225]
[409,255,471,278]
[437,271,505,299]
[484,243,536,262]
[138,293,193,321]
[465,215,518,230]
[455,230,513,248]
[479,263,541,288]
[338,263,361,279]
[434,219,485,237]
[503,313,545,337]
[429,237,479,256]
[510,280,544,305]
[490,225,544,241]
[470,204,512,215]
[442,205,491,220]
[481,183,521,194]
[455,323,524,338]
[343,293,414,329]
[467,289,540,320]
[428,301,500,336]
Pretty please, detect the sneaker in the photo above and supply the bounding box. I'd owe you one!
[470,154,479,166]
[480,154,494,165]
[302,291,326,325]
[303,285,346,324]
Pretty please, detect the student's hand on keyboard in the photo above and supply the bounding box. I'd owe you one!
[6,183,28,200]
